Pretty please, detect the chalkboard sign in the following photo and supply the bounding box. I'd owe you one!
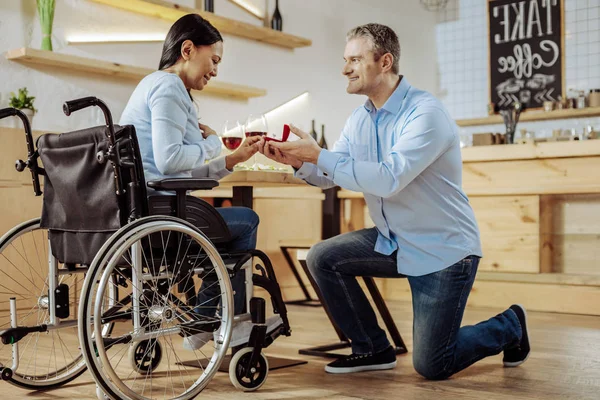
[488,0,564,110]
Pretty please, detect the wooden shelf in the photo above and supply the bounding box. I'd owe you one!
[5,47,266,100]
[89,0,312,50]
[456,107,600,127]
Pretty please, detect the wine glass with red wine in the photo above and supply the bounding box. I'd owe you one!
[245,114,268,167]
[220,120,244,151]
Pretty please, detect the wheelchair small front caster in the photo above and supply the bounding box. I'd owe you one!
[1,367,13,381]
[229,347,269,391]
[129,339,162,374]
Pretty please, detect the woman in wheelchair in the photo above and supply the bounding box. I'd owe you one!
[119,14,283,352]
[0,12,292,398]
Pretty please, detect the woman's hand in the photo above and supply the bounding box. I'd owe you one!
[225,136,261,170]
[199,123,217,139]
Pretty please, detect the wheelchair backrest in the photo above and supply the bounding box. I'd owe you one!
[37,124,147,264]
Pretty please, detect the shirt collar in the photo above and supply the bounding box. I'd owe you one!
[363,75,410,115]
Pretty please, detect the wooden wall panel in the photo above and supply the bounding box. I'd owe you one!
[470,195,540,273]
[383,278,600,316]
[542,194,600,275]
[0,127,45,235]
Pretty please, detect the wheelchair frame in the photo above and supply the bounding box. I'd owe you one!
[0,97,292,398]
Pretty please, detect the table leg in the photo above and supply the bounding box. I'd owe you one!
[233,186,253,209]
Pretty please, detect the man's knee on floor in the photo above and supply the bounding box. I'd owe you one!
[413,352,452,380]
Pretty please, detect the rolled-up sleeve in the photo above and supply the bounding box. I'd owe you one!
[294,120,351,189]
[191,155,232,180]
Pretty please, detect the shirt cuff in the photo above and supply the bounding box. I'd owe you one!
[208,156,231,179]
[316,149,342,179]
[294,162,316,179]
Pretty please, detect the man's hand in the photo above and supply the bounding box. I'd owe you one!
[199,123,217,139]
[263,124,322,165]
[258,139,303,169]
[225,136,261,170]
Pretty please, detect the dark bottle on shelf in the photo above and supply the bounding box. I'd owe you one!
[204,0,214,12]
[309,119,318,140]
[271,0,282,31]
[318,124,328,149]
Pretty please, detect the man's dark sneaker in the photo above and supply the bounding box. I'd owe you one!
[325,345,397,374]
[503,304,530,367]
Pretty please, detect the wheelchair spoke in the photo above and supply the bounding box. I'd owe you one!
[12,231,44,285]
[161,333,188,393]
[80,221,234,400]
[56,330,77,368]
[0,222,85,388]
[28,227,46,282]
[0,255,42,295]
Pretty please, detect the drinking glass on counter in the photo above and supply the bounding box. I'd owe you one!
[245,114,268,167]
[245,114,268,138]
[220,120,244,150]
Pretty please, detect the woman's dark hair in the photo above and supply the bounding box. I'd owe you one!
[158,14,223,70]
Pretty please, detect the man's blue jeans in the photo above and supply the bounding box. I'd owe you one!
[307,228,523,380]
[196,207,259,315]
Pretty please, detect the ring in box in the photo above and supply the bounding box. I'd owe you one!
[264,124,290,142]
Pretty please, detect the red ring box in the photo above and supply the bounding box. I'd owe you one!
[264,124,290,142]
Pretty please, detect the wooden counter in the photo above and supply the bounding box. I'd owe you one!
[3,123,598,314]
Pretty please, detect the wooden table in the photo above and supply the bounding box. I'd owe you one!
[191,170,325,300]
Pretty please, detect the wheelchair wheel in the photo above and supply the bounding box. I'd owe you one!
[79,216,234,400]
[0,218,88,389]
[228,347,269,392]
[129,339,162,374]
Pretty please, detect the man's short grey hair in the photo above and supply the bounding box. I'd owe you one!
[346,23,400,75]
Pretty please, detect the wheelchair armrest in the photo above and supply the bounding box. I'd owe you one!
[147,178,220,192]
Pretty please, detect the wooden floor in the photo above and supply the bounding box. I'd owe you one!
[4,300,600,400]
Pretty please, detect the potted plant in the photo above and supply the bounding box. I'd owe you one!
[9,87,37,126]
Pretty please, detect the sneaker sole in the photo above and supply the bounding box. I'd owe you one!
[503,304,530,367]
[325,360,397,374]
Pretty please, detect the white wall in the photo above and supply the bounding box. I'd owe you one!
[0,0,437,146]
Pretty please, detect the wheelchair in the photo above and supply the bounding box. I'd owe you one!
[0,97,292,399]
